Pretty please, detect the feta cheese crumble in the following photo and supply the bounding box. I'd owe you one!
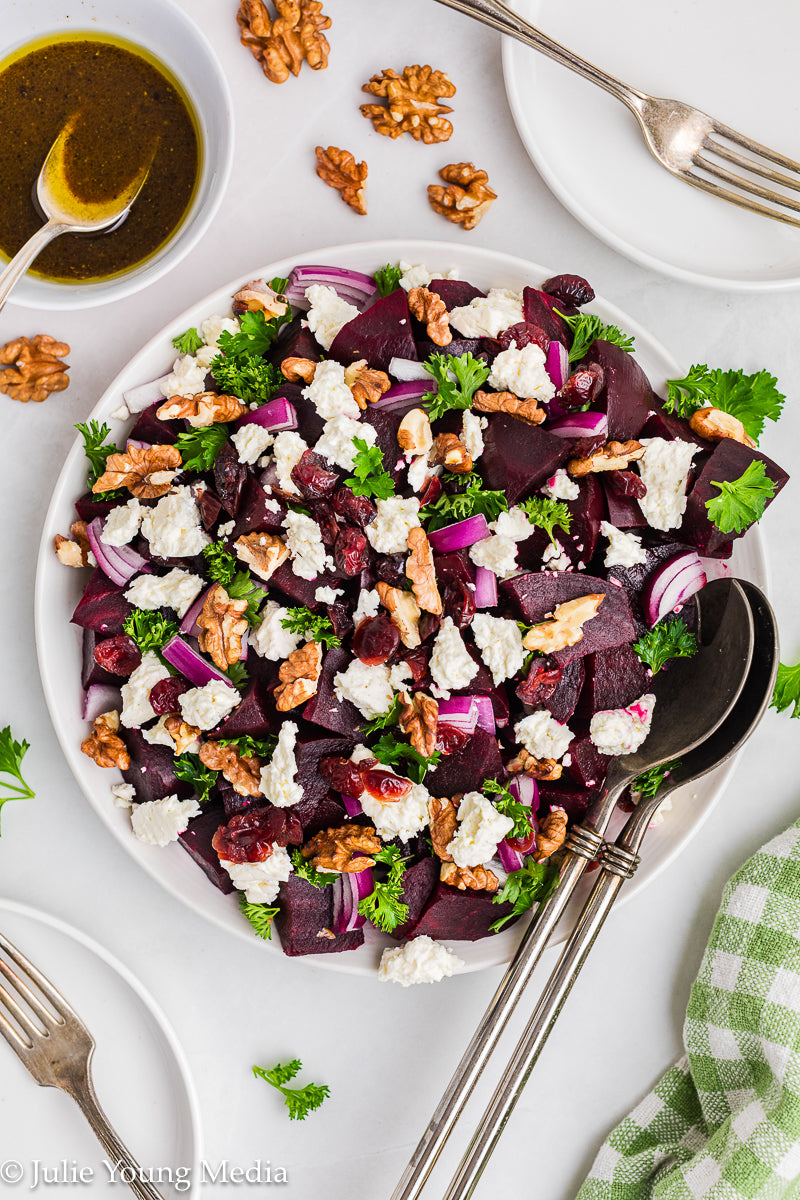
[334,659,394,720]
[303,359,360,420]
[637,438,697,531]
[471,613,525,684]
[162,354,207,399]
[314,414,376,471]
[252,600,303,661]
[260,721,303,807]
[469,533,518,579]
[429,616,478,699]
[461,410,487,462]
[283,510,331,580]
[120,652,171,729]
[378,936,464,986]
[361,781,430,842]
[131,794,200,846]
[179,680,240,731]
[101,499,143,547]
[194,314,240,368]
[600,521,647,569]
[515,710,574,761]
[232,424,275,465]
[446,791,514,868]
[398,261,460,292]
[220,846,293,904]
[314,585,343,605]
[541,468,580,501]
[365,496,421,554]
[354,588,382,624]
[492,506,534,541]
[124,568,204,618]
[590,694,656,756]
[542,540,571,571]
[449,289,525,339]
[488,342,556,402]
[304,284,359,352]
[140,486,211,559]
[273,430,308,495]
[111,783,136,809]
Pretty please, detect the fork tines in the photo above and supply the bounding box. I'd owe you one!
[0,933,67,1049]
[693,122,800,227]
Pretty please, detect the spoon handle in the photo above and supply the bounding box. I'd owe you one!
[0,220,69,315]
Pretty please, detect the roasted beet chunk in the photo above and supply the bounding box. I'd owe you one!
[212,807,302,864]
[498,322,548,352]
[214,442,248,517]
[93,634,141,677]
[560,364,605,409]
[72,569,133,636]
[442,576,476,629]
[329,289,417,371]
[480,416,571,505]
[179,801,234,893]
[149,676,191,715]
[274,875,364,955]
[197,489,223,530]
[291,449,340,499]
[353,612,400,665]
[332,484,377,527]
[542,273,595,308]
[588,340,652,440]
[335,524,369,575]
[681,439,789,555]
[413,882,517,940]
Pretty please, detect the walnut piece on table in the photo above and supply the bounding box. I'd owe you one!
[237,0,331,84]
[398,690,438,758]
[157,392,246,428]
[0,335,70,403]
[199,740,263,797]
[81,711,130,770]
[360,65,455,143]
[315,146,368,216]
[274,640,323,711]
[428,162,497,230]
[196,583,249,671]
[407,286,452,347]
[302,823,382,873]
[92,444,182,500]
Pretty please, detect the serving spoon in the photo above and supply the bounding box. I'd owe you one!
[390,577,755,1200]
[440,580,778,1199]
[0,114,153,314]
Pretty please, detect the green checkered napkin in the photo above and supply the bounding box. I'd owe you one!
[578,819,800,1200]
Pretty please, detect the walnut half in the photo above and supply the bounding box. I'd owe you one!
[376,581,421,648]
[523,594,605,654]
[0,334,70,403]
[399,690,438,757]
[302,823,382,873]
[93,444,182,500]
[237,0,331,84]
[406,526,442,616]
[534,808,568,862]
[428,162,497,231]
[474,389,546,425]
[199,740,263,797]
[234,532,290,581]
[360,65,455,143]
[81,711,130,770]
[407,287,452,347]
[157,392,246,427]
[440,861,499,892]
[428,796,457,861]
[274,641,323,710]
[315,146,368,215]
[567,440,645,477]
[196,583,249,670]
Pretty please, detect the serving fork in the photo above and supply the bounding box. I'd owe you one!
[434,0,800,228]
[0,931,164,1200]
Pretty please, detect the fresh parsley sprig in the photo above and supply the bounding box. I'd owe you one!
[216,306,291,360]
[0,726,35,835]
[218,734,278,759]
[253,1060,330,1121]
[175,425,229,472]
[75,420,123,500]
[518,496,572,545]
[358,844,409,933]
[123,609,180,654]
[202,541,238,586]
[224,660,250,690]
[422,351,490,423]
[632,759,681,798]
[172,327,204,355]
[420,473,508,532]
[227,571,269,625]
[664,365,784,441]
[490,857,561,933]
[361,695,402,735]
[374,263,403,297]
[482,778,533,842]
[239,894,278,941]
[370,733,441,785]
[771,661,800,719]
[633,618,698,675]
[345,439,395,500]
[705,460,776,534]
[173,753,218,804]
[280,607,341,648]
[210,352,283,406]
[290,848,336,889]
[554,309,635,365]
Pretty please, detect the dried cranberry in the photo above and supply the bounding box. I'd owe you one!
[498,322,548,352]
[398,646,429,685]
[214,443,247,516]
[331,485,377,528]
[197,489,223,531]
[542,273,595,309]
[505,828,538,854]
[435,724,472,755]
[353,613,400,665]
[149,676,190,715]
[516,658,563,707]
[319,756,370,798]
[560,364,605,407]
[362,768,412,801]
[607,469,647,500]
[334,525,369,575]
[442,577,476,630]
[418,474,443,509]
[212,806,302,864]
[375,553,407,589]
[309,499,339,546]
[291,449,340,499]
[329,601,354,641]
[569,433,606,460]
[93,634,142,677]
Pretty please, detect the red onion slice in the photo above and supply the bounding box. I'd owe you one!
[474,565,498,609]
[342,794,364,818]
[178,584,213,637]
[497,841,525,874]
[82,684,122,722]
[471,696,496,734]
[437,697,478,735]
[285,265,378,311]
[86,518,151,587]
[545,340,569,391]
[162,635,232,687]
[428,514,491,553]
[642,551,706,627]
[370,380,434,413]
[332,869,372,932]
[547,411,608,439]
[233,397,298,432]
[388,357,430,382]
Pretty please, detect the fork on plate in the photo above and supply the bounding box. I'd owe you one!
[0,931,165,1200]
[435,0,800,227]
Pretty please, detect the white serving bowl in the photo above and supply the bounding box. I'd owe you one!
[1,0,234,310]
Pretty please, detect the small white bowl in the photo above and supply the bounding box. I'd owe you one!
[2,0,234,310]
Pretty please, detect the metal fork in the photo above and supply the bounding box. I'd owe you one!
[434,0,800,227]
[0,932,164,1200]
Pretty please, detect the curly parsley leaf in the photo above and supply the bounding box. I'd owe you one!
[420,473,508,532]
[173,753,218,804]
[227,571,268,625]
[75,420,123,500]
[554,309,635,365]
[664,365,784,441]
[224,660,250,690]
[482,777,533,842]
[358,844,409,933]
[202,541,238,586]
[632,759,681,799]
[374,263,403,297]
[238,894,278,941]
[361,695,402,735]
[633,618,698,675]
[370,733,441,784]
[0,726,34,835]
[771,661,800,719]
[123,609,180,654]
[216,307,291,361]
[280,607,341,648]
[172,326,204,355]
[209,351,283,406]
[705,460,776,535]
[345,438,395,500]
[253,1061,330,1121]
[518,496,572,545]
[219,733,277,759]
[422,351,490,423]
[290,848,336,889]
[175,424,229,472]
[490,857,561,932]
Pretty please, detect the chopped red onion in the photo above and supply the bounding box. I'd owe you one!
[122,374,170,413]
[179,584,213,637]
[82,684,122,722]
[332,869,372,933]
[125,439,150,452]
[642,551,706,627]
[547,411,608,439]
[388,357,431,382]
[86,518,151,587]
[474,565,498,609]
[545,340,570,391]
[371,380,433,413]
[342,794,364,818]
[471,696,496,734]
[497,841,525,874]
[428,514,491,553]
[162,635,231,687]
[437,697,479,735]
[233,397,298,432]
[284,265,377,311]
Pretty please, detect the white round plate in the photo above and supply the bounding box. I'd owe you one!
[0,899,201,1195]
[502,0,800,290]
[35,239,767,976]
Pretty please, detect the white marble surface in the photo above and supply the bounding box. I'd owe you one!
[2,1,800,1196]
